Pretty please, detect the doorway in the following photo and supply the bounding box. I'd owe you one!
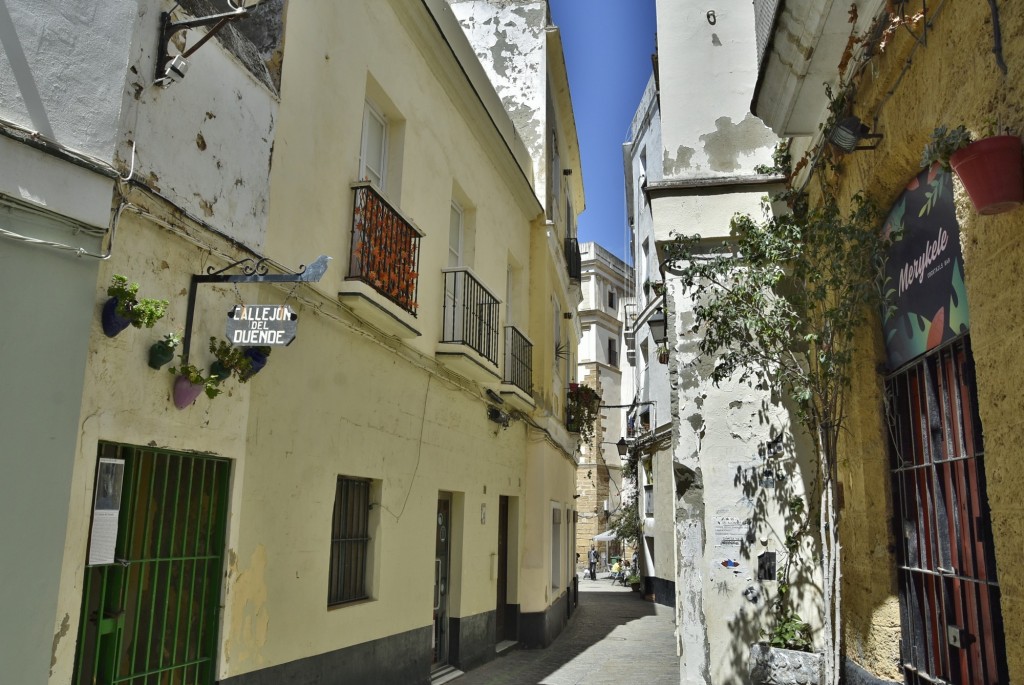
[886,337,1008,683]
[433,494,452,670]
[73,443,231,685]
[495,496,509,642]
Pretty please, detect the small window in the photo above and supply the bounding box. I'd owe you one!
[360,102,388,190]
[608,339,618,367]
[448,201,464,268]
[329,477,371,605]
[607,288,616,309]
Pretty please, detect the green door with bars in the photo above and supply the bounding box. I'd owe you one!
[74,443,231,685]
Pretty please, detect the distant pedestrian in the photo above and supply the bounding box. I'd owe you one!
[588,545,599,580]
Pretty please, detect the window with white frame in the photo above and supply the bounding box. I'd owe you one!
[359,102,388,191]
[448,201,464,268]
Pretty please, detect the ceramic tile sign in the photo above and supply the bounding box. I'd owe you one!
[226,304,298,346]
[88,458,125,566]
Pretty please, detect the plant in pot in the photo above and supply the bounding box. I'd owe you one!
[102,275,169,337]
[148,332,181,370]
[168,357,220,409]
[626,574,642,592]
[566,382,601,448]
[241,346,272,380]
[656,345,670,364]
[208,337,253,385]
[922,124,1023,215]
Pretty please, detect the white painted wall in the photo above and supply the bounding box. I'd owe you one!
[0,3,133,682]
[654,0,776,179]
[118,2,278,251]
[0,1,135,160]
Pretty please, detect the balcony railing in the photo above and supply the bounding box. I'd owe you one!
[348,183,422,316]
[503,326,533,395]
[564,237,582,282]
[442,268,500,364]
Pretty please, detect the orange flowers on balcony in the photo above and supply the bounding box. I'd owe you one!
[349,185,421,316]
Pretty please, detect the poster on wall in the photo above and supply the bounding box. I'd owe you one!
[87,458,125,566]
[881,165,970,370]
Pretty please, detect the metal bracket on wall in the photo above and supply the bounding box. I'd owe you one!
[180,255,330,365]
[155,6,250,83]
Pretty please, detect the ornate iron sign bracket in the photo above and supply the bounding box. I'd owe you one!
[181,255,330,365]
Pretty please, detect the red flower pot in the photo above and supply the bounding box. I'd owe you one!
[950,135,1024,215]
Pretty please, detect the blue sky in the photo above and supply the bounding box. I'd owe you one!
[549,0,657,263]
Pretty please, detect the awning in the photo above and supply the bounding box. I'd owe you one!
[592,530,617,542]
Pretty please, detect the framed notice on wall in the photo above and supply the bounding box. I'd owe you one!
[87,458,125,566]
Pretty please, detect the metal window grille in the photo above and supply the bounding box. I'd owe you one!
[886,337,1008,684]
[644,485,655,517]
[329,477,371,606]
[349,183,421,316]
[503,326,533,395]
[73,444,231,685]
[441,268,500,364]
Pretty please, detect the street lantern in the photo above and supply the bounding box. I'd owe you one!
[648,307,667,344]
[616,437,628,457]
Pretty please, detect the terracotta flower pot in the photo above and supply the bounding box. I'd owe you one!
[173,375,204,409]
[101,297,131,337]
[950,135,1024,215]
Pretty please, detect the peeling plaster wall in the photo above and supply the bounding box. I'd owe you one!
[668,269,822,685]
[446,0,548,197]
[117,1,279,251]
[654,0,776,179]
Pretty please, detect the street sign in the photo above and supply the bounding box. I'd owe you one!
[226,304,298,346]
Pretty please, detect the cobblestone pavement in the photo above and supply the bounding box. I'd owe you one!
[454,573,679,685]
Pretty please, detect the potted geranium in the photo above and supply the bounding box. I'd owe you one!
[168,357,220,408]
[566,382,601,447]
[102,275,169,337]
[148,332,181,370]
[626,574,642,592]
[922,124,1023,214]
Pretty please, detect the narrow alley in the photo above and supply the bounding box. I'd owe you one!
[452,577,677,685]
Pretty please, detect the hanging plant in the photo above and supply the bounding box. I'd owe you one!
[208,337,253,384]
[566,382,601,447]
[241,346,272,380]
[148,332,181,370]
[168,357,220,408]
[102,275,169,337]
[921,124,1023,215]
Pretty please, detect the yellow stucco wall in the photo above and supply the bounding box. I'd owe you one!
[827,1,1024,679]
[50,0,583,682]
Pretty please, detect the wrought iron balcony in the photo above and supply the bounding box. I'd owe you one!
[564,237,582,282]
[503,326,533,396]
[441,268,500,365]
[348,183,421,316]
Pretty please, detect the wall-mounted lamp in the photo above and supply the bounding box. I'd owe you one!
[828,116,883,152]
[616,437,629,457]
[155,4,250,85]
[647,307,667,345]
[487,406,510,429]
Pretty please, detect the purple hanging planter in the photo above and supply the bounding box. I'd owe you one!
[173,375,205,409]
[101,297,132,337]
